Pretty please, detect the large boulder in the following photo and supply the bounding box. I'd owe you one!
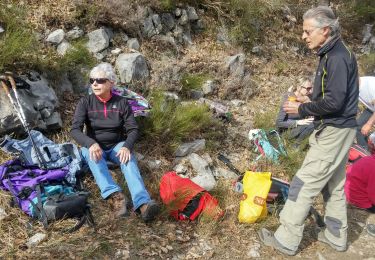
[0,72,62,135]
[115,53,149,83]
[86,28,110,53]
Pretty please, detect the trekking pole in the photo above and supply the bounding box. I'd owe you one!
[3,74,48,169]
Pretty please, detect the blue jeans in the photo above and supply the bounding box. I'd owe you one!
[81,142,151,210]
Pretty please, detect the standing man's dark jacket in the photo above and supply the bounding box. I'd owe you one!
[299,37,359,128]
[70,94,138,151]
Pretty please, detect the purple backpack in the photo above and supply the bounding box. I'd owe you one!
[0,159,95,231]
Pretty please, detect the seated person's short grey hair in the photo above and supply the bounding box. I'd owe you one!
[90,63,118,83]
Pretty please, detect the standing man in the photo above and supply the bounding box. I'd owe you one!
[259,6,359,255]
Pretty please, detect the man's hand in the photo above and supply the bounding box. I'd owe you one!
[283,101,301,115]
[116,147,131,164]
[361,123,372,136]
[296,117,314,126]
[89,143,102,162]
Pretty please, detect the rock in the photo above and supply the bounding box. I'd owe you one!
[251,46,262,54]
[362,24,373,44]
[115,249,130,259]
[142,17,156,38]
[217,26,230,46]
[127,38,140,50]
[161,13,175,32]
[134,152,145,161]
[187,6,199,21]
[146,159,161,169]
[370,36,375,51]
[174,163,188,174]
[0,207,7,220]
[104,27,114,41]
[182,27,193,45]
[201,153,213,165]
[163,91,179,100]
[57,41,72,56]
[66,26,84,40]
[111,48,122,55]
[0,26,4,33]
[93,50,108,60]
[121,32,129,42]
[202,80,214,95]
[357,221,366,228]
[188,153,216,191]
[175,139,206,157]
[213,167,238,179]
[46,29,65,45]
[115,53,149,83]
[178,9,189,25]
[226,53,246,77]
[190,90,204,99]
[230,99,245,107]
[86,28,110,53]
[175,8,182,17]
[152,14,163,34]
[26,233,46,248]
[191,19,204,32]
[247,243,261,258]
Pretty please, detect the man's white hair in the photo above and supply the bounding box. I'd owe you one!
[303,6,340,37]
[90,63,118,83]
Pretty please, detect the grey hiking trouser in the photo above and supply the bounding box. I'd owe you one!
[274,126,356,251]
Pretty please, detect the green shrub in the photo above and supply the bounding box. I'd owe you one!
[141,91,215,152]
[180,73,210,98]
[225,0,284,49]
[34,40,96,86]
[252,106,279,131]
[0,3,38,71]
[348,0,375,23]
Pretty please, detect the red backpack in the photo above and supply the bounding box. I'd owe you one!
[159,172,223,221]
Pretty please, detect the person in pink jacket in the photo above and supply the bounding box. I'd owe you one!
[345,154,375,236]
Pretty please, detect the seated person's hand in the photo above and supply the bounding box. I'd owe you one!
[89,143,103,162]
[116,147,131,164]
[296,117,314,126]
[361,123,372,136]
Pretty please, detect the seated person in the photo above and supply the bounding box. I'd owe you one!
[70,63,159,221]
[356,76,375,151]
[345,154,375,236]
[345,155,375,212]
[275,78,314,141]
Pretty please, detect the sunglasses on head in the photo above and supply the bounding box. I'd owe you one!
[89,78,108,84]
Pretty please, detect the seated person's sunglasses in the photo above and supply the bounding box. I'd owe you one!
[89,78,108,84]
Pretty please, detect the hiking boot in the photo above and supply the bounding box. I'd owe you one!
[139,200,160,222]
[109,192,129,218]
[258,228,297,256]
[317,230,347,252]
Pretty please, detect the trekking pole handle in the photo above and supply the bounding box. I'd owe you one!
[6,75,28,126]
[0,79,11,96]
